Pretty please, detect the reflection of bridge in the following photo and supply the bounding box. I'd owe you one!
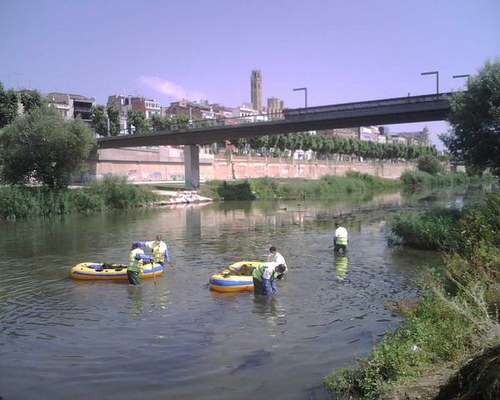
[97,92,453,188]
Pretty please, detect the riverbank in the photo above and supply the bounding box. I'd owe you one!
[323,190,500,399]
[198,172,402,201]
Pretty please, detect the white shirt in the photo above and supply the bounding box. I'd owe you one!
[267,251,287,272]
[260,262,278,280]
[334,227,348,241]
[144,240,167,254]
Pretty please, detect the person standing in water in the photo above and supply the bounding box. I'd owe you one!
[333,222,348,253]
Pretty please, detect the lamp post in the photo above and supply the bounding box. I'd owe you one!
[421,71,439,94]
[293,87,308,109]
[452,74,470,88]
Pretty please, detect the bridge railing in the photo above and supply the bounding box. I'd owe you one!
[147,111,285,133]
[283,92,452,118]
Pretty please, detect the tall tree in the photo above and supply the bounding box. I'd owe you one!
[106,105,121,136]
[0,106,96,188]
[91,105,108,136]
[19,90,46,113]
[0,82,19,128]
[440,59,500,174]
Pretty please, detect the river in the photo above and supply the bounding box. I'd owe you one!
[0,189,458,400]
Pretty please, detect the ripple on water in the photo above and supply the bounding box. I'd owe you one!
[0,198,445,400]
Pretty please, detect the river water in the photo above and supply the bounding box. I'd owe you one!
[0,190,454,400]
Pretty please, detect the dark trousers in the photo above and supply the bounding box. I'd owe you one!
[253,278,264,295]
[334,244,347,253]
[127,270,141,285]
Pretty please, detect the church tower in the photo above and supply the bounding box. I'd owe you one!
[250,70,262,112]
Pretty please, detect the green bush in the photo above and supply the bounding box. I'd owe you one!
[89,176,159,208]
[66,188,105,212]
[0,177,160,219]
[0,186,39,219]
[389,206,462,251]
[417,155,444,175]
[401,170,494,189]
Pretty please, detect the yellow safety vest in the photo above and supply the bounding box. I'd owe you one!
[128,248,143,273]
[152,241,164,263]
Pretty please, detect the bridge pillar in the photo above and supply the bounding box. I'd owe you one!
[184,145,200,190]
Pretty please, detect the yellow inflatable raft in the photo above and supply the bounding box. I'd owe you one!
[209,261,261,292]
[70,262,164,281]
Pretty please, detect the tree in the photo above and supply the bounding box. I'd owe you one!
[0,106,96,189]
[127,110,149,134]
[417,154,444,175]
[0,82,19,128]
[91,105,108,136]
[106,105,121,136]
[19,90,46,113]
[440,59,500,174]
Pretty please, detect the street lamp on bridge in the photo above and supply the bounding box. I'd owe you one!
[452,74,470,88]
[293,87,308,109]
[421,71,439,94]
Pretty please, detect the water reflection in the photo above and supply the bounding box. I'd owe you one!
[126,285,144,318]
[252,295,286,327]
[334,254,349,281]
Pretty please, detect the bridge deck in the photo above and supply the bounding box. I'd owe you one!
[98,92,453,149]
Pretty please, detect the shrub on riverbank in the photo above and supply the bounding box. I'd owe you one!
[388,206,462,250]
[199,173,401,201]
[400,170,493,188]
[401,170,494,189]
[0,176,160,220]
[323,191,500,398]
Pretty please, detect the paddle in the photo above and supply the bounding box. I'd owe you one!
[151,257,156,285]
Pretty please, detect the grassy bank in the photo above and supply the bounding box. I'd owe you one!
[199,172,402,201]
[400,170,494,188]
[1,171,494,220]
[0,176,160,220]
[323,191,500,398]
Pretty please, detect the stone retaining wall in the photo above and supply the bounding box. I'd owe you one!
[84,148,415,183]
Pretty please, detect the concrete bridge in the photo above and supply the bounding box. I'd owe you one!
[97,92,453,188]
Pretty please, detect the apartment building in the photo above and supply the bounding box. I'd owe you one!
[45,92,95,123]
[131,97,161,119]
[107,95,132,134]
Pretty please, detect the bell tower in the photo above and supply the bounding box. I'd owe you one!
[251,70,262,112]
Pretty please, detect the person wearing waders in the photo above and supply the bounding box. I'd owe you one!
[252,263,287,295]
[333,222,348,253]
[127,242,153,285]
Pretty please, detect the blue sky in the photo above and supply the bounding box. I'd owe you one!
[1,0,499,149]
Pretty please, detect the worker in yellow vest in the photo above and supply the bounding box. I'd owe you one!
[136,235,172,265]
[333,222,349,253]
[252,262,287,295]
[127,242,154,285]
